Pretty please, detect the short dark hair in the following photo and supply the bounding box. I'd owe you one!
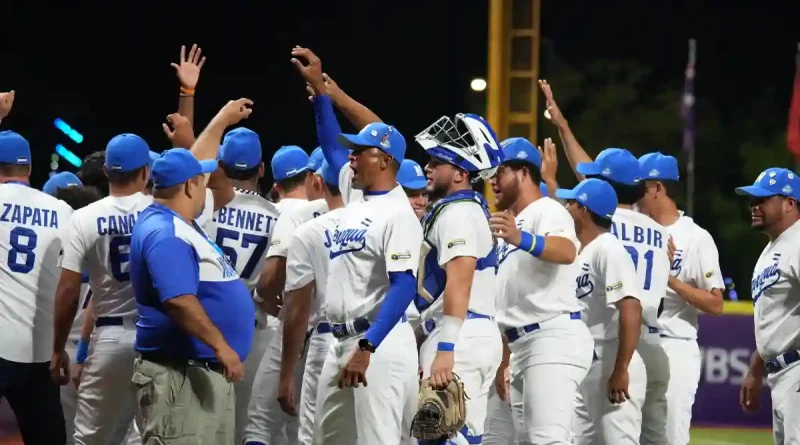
[324,182,341,196]
[589,211,614,230]
[276,173,307,193]
[502,160,543,184]
[106,166,147,187]
[0,163,30,176]
[55,186,102,210]
[152,183,183,200]
[659,180,682,200]
[588,176,645,205]
[79,151,109,197]
[221,163,260,181]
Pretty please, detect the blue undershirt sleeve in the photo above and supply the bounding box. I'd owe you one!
[313,95,350,172]
[364,270,416,348]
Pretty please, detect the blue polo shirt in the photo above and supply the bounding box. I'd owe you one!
[130,202,254,361]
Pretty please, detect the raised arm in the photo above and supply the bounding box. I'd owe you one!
[310,73,382,129]
[0,90,15,126]
[171,44,206,128]
[539,80,592,181]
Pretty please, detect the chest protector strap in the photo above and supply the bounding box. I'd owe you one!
[415,190,497,312]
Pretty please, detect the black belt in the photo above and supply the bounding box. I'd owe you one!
[330,314,408,339]
[140,351,225,376]
[315,322,332,334]
[96,316,123,327]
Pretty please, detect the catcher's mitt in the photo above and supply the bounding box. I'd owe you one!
[410,374,468,440]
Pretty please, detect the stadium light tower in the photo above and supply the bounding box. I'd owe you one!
[485,0,542,211]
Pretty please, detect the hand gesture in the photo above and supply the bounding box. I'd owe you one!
[71,363,84,390]
[489,211,522,247]
[494,363,510,401]
[0,90,15,120]
[305,73,342,102]
[739,371,762,413]
[338,347,370,388]
[215,344,244,383]
[429,350,455,389]
[607,367,630,404]
[538,80,566,127]
[667,236,677,266]
[277,375,298,416]
[290,46,325,93]
[171,44,206,90]
[214,98,254,128]
[162,113,195,148]
[538,137,558,185]
[49,350,70,386]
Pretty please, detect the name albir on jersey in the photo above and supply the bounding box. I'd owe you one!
[1,203,60,228]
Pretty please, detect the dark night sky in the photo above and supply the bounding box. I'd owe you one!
[2,0,799,188]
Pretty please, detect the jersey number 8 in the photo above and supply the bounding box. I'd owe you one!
[7,227,38,274]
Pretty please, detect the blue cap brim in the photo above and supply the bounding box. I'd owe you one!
[338,134,375,149]
[401,178,427,190]
[576,162,602,176]
[555,188,578,200]
[199,159,219,175]
[735,186,777,198]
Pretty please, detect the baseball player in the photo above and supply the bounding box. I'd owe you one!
[412,113,505,444]
[735,167,800,445]
[0,130,74,444]
[310,121,421,445]
[556,178,646,445]
[398,159,429,219]
[276,160,343,445]
[271,145,314,207]
[488,137,593,445]
[637,152,724,445]
[540,80,672,445]
[202,127,282,444]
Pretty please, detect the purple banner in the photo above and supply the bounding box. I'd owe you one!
[693,313,772,427]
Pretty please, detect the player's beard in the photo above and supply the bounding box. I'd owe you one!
[495,176,520,211]
[427,178,450,202]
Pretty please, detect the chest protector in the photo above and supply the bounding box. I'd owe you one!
[415,189,497,312]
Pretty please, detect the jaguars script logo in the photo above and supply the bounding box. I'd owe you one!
[751,253,782,303]
[576,263,594,299]
[328,218,371,259]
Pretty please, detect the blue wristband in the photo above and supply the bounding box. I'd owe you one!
[519,231,546,257]
[437,342,455,352]
[75,340,90,364]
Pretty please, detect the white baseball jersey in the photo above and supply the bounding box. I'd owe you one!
[421,201,496,319]
[752,219,800,360]
[266,199,329,259]
[495,197,582,329]
[277,197,307,214]
[61,192,153,319]
[0,183,73,363]
[610,208,671,332]
[285,207,346,327]
[575,232,639,341]
[197,189,216,231]
[338,163,363,205]
[325,186,422,323]
[205,188,280,290]
[660,212,725,339]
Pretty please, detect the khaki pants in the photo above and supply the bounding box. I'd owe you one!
[131,357,235,445]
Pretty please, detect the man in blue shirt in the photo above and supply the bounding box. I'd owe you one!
[129,98,256,444]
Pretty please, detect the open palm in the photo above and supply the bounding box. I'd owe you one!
[171,44,206,89]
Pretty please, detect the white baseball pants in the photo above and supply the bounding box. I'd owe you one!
[419,317,502,444]
[296,331,334,445]
[61,341,79,445]
[573,340,647,445]
[312,321,418,445]
[768,359,800,445]
[507,313,594,445]
[243,320,305,445]
[660,337,700,445]
[235,314,278,444]
[72,323,141,445]
[483,386,518,445]
[637,333,670,445]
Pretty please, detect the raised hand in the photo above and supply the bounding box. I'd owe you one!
[538,137,558,185]
[538,80,566,126]
[214,98,254,128]
[162,113,195,148]
[291,46,325,93]
[171,44,206,90]
[305,73,342,102]
[0,90,15,120]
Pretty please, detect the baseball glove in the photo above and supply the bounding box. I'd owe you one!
[410,374,468,440]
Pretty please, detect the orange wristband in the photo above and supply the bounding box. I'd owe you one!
[180,86,195,95]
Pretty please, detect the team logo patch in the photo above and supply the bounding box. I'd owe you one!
[649,169,660,177]
[602,167,612,176]
[517,151,528,159]
[390,251,412,261]
[447,239,466,249]
[380,133,391,149]
[605,281,623,292]
[270,240,281,247]
[705,270,715,279]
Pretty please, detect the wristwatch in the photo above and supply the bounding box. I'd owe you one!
[358,338,376,353]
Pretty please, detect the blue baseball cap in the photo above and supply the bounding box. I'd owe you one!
[735,167,800,200]
[398,159,427,190]
[338,122,406,162]
[105,134,159,172]
[316,159,339,187]
[151,148,219,189]
[500,138,541,169]
[220,128,262,170]
[0,131,31,165]
[577,148,640,186]
[43,172,83,196]
[308,147,324,172]
[639,152,679,181]
[539,181,548,196]
[556,178,618,220]
[271,145,309,181]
